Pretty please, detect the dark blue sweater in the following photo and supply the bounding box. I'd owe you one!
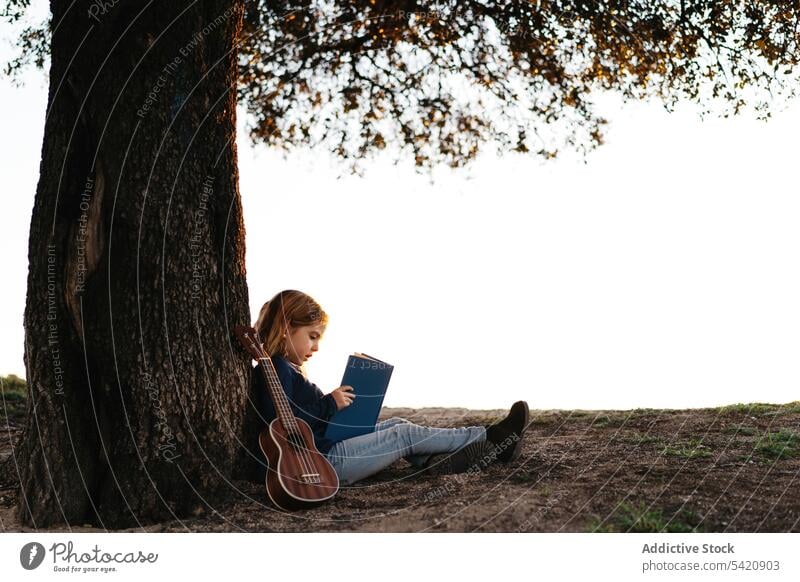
[252,355,339,474]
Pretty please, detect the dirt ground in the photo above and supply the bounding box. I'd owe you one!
[2,404,799,532]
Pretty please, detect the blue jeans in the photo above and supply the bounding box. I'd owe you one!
[325,417,486,485]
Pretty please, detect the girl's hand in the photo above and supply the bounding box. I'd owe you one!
[331,385,355,410]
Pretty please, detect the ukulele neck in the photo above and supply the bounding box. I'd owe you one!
[257,356,299,433]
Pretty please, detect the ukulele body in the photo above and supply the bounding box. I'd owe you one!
[259,417,340,511]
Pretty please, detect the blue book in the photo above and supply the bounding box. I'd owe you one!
[324,353,394,442]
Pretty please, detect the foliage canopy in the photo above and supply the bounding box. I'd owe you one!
[5,0,800,170]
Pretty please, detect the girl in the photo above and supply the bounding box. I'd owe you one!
[251,289,530,486]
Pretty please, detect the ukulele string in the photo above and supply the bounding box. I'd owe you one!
[260,363,316,480]
[266,352,324,481]
[260,372,314,482]
[259,361,310,469]
[261,360,318,479]
[259,356,318,480]
[241,328,319,484]
[269,301,321,480]
[249,329,320,484]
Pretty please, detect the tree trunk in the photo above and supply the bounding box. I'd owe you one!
[17,0,252,528]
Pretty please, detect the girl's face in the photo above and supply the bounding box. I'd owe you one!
[283,323,326,366]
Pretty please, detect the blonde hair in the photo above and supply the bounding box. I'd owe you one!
[254,290,328,366]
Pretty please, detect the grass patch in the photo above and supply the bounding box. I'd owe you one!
[626,431,664,446]
[754,430,799,460]
[587,501,703,533]
[631,408,661,417]
[528,415,556,426]
[661,438,712,459]
[722,424,757,436]
[718,402,786,416]
[763,401,800,416]
[1,374,28,422]
[592,414,625,428]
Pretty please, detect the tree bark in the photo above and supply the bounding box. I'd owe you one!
[17,0,252,528]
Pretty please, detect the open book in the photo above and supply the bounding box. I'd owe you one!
[324,353,394,442]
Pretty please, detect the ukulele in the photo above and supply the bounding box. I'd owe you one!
[235,325,339,510]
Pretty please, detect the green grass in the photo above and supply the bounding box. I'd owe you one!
[717,402,800,416]
[1,374,28,422]
[631,407,659,416]
[722,424,758,436]
[587,501,703,533]
[528,415,556,426]
[592,414,626,428]
[754,430,799,460]
[767,401,800,416]
[626,431,664,446]
[661,437,712,459]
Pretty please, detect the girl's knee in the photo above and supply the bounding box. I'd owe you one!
[377,417,414,432]
[387,422,417,446]
[376,417,409,432]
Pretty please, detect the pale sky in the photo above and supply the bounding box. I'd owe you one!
[2,12,799,410]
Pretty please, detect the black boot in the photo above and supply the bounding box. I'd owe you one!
[485,400,529,462]
[422,440,499,476]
